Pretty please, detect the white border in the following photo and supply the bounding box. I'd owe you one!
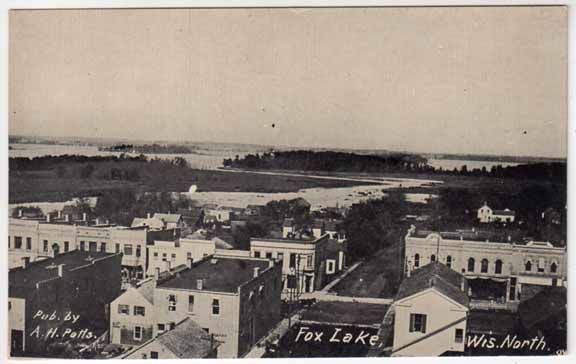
[0,1,574,364]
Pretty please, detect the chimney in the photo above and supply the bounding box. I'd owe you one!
[253,267,260,278]
[164,260,171,272]
[83,212,87,221]
[154,267,160,280]
[196,279,204,290]
[186,257,193,269]
[58,264,65,277]
[21,257,30,269]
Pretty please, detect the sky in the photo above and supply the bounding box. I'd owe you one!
[9,7,567,158]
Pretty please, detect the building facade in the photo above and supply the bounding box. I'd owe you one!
[153,255,282,358]
[9,250,123,356]
[392,262,469,357]
[249,234,338,296]
[405,229,567,307]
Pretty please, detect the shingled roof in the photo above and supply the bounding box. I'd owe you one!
[396,262,469,307]
[156,318,217,358]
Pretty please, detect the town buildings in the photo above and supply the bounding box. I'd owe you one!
[153,255,283,358]
[250,233,345,296]
[404,228,567,308]
[9,250,123,356]
[146,230,235,276]
[9,216,178,287]
[391,262,469,357]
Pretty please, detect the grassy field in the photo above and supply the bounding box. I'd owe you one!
[9,162,377,203]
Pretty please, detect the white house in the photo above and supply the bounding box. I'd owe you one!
[391,262,469,357]
[477,203,515,223]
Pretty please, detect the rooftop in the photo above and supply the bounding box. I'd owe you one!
[154,213,182,224]
[9,250,118,298]
[300,301,389,326]
[518,286,566,329]
[396,262,469,307]
[157,256,270,293]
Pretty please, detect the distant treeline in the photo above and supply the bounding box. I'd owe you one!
[223,151,566,181]
[99,143,196,154]
[223,151,429,173]
[9,154,148,171]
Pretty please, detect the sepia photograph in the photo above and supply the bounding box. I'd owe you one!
[6,4,568,360]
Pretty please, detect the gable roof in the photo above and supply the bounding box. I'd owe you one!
[135,278,155,304]
[396,262,469,307]
[156,318,217,358]
[518,286,566,329]
[154,213,182,224]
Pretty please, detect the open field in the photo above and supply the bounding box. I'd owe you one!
[300,301,389,326]
[9,162,377,204]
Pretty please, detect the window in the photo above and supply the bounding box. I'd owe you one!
[537,258,545,273]
[212,299,220,315]
[525,260,532,272]
[168,295,176,311]
[289,253,296,268]
[430,254,436,263]
[467,258,475,272]
[171,253,176,260]
[287,274,297,289]
[153,252,159,260]
[446,255,452,269]
[136,245,142,258]
[266,252,273,259]
[100,242,106,253]
[157,324,165,334]
[277,253,284,261]
[118,304,129,315]
[150,351,158,359]
[141,354,147,359]
[187,252,192,259]
[414,254,420,268]
[169,322,176,330]
[134,326,142,341]
[80,241,85,251]
[551,262,558,273]
[326,260,336,274]
[495,260,503,274]
[124,244,133,256]
[134,306,145,316]
[409,313,427,333]
[306,255,313,268]
[254,251,261,258]
[188,295,195,313]
[455,328,464,343]
[115,243,120,253]
[64,241,69,252]
[8,236,10,249]
[481,259,489,273]
[43,240,48,252]
[89,241,97,252]
[26,237,32,250]
[162,253,167,261]
[14,236,22,249]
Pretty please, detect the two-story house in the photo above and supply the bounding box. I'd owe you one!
[391,262,469,357]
